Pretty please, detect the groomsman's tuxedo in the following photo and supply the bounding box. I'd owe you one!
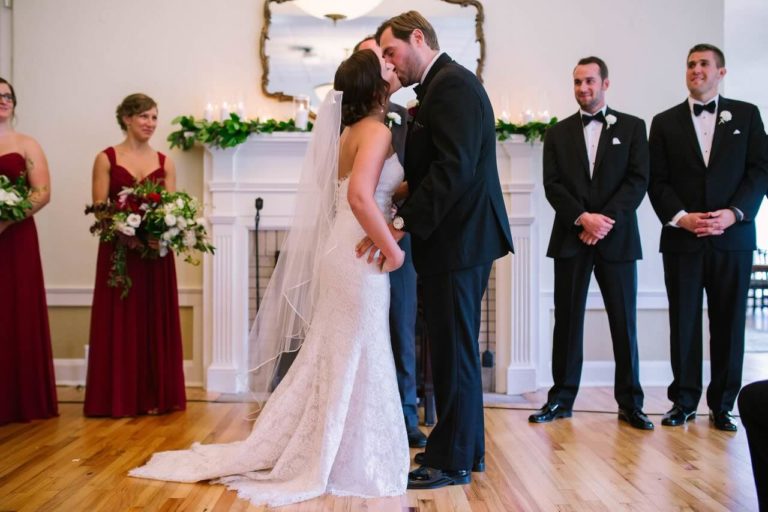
[397,52,513,471]
[542,107,649,411]
[387,102,420,436]
[648,96,768,415]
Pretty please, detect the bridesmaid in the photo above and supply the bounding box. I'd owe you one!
[0,77,58,425]
[84,93,186,417]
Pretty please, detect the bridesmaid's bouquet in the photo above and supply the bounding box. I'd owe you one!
[0,174,33,221]
[85,181,215,298]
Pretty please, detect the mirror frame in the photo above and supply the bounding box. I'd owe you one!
[259,0,486,103]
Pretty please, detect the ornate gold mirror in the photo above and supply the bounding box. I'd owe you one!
[259,0,485,106]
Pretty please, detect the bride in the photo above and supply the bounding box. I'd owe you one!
[129,49,411,506]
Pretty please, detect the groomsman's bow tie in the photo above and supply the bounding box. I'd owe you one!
[693,101,716,116]
[581,111,605,126]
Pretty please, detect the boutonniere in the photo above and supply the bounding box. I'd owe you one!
[406,99,420,119]
[719,110,732,124]
[386,112,401,129]
[605,113,617,129]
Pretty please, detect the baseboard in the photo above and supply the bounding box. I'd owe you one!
[53,358,202,388]
[536,360,713,388]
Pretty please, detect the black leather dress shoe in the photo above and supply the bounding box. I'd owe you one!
[528,402,572,423]
[407,425,427,448]
[618,408,654,430]
[710,410,738,432]
[414,452,485,472]
[407,465,471,490]
[661,405,696,426]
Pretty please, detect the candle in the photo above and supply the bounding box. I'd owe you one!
[236,101,246,119]
[538,110,550,123]
[220,101,230,121]
[500,110,510,124]
[522,109,535,124]
[295,106,309,131]
[203,103,214,122]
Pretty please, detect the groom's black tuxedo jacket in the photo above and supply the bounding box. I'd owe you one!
[648,97,768,253]
[399,53,513,275]
[543,108,649,261]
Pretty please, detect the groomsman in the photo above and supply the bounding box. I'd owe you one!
[353,36,426,449]
[648,44,768,431]
[530,57,653,430]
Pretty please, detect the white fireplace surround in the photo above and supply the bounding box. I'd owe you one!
[202,133,542,394]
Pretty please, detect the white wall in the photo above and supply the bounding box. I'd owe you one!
[9,0,730,388]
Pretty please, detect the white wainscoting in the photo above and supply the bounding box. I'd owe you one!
[46,287,204,387]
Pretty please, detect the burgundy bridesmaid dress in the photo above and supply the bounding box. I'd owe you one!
[84,147,186,417]
[0,152,58,425]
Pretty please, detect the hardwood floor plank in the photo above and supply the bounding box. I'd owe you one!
[0,386,760,512]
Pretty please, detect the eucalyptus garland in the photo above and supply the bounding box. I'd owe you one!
[167,113,556,150]
[167,114,313,150]
[495,118,558,143]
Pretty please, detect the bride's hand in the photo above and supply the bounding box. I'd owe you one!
[356,236,381,263]
[381,248,405,273]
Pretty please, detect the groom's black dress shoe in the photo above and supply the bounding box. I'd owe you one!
[407,425,427,448]
[414,452,485,472]
[407,465,471,490]
[528,402,572,423]
[661,405,696,426]
[710,410,738,432]
[618,408,654,430]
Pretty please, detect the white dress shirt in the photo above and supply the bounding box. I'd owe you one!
[419,51,444,85]
[669,95,720,226]
[580,106,607,178]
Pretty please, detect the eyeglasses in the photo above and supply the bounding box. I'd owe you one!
[0,93,14,102]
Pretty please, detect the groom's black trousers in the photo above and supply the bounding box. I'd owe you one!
[420,262,491,471]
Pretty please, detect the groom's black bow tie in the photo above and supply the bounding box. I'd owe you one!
[581,111,605,126]
[693,101,716,116]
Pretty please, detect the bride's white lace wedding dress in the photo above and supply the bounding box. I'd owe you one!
[129,153,409,507]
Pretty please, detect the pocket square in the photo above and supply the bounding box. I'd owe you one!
[612,137,621,145]
[733,129,741,135]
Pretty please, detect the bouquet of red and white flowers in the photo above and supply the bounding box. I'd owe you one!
[85,181,215,298]
[0,174,33,221]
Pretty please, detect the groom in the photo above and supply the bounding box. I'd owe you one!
[362,10,513,489]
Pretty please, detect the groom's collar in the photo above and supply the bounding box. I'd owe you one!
[414,52,452,101]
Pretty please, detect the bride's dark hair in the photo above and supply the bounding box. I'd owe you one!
[333,49,389,126]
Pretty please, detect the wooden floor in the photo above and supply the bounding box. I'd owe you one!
[1,377,764,512]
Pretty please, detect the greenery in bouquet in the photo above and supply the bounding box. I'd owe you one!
[85,181,214,298]
[0,174,33,221]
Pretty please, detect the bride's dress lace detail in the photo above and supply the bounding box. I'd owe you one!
[129,154,409,507]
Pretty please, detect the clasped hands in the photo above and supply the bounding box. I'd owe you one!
[578,212,615,246]
[677,209,736,237]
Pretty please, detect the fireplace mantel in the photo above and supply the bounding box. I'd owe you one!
[202,133,542,394]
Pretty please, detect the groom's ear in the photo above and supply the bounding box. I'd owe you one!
[410,29,425,47]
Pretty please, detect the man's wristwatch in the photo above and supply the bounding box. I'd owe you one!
[392,215,405,230]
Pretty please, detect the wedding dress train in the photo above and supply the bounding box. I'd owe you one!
[129,153,409,507]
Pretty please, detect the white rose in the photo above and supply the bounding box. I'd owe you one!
[164,203,175,214]
[605,114,617,128]
[169,227,180,237]
[386,112,402,126]
[159,246,169,257]
[719,110,732,124]
[126,213,142,228]
[176,217,187,229]
[162,231,173,241]
[184,231,197,248]
[195,217,206,226]
[117,224,135,237]
[3,192,19,205]
[0,190,8,203]
[164,213,177,226]
[176,198,185,208]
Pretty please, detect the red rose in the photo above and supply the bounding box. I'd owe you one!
[147,192,162,203]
